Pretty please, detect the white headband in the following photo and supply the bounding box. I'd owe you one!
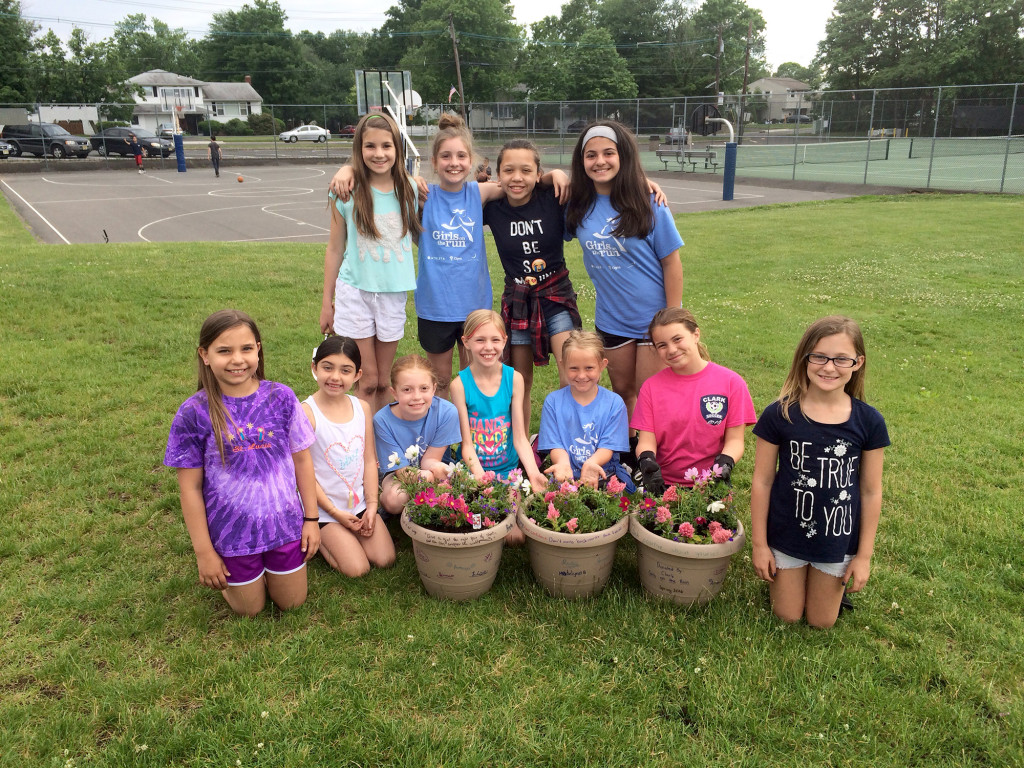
[581,125,618,153]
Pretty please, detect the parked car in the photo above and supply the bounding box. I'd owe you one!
[338,124,357,136]
[0,123,91,158]
[278,124,331,142]
[157,122,187,138]
[91,127,173,158]
[566,119,588,133]
[667,126,690,144]
[785,114,812,123]
[0,140,11,159]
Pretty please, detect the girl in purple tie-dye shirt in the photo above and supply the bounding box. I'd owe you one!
[164,310,319,617]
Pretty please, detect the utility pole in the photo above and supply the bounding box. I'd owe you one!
[740,20,751,143]
[715,25,723,101]
[448,14,467,121]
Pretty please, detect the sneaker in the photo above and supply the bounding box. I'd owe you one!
[138,169,143,174]
[839,593,854,613]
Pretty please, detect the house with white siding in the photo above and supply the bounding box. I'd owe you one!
[128,70,263,134]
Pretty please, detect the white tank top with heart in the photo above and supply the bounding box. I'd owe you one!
[305,394,367,521]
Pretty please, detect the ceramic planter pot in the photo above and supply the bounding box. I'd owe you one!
[401,511,515,601]
[629,516,745,605]
[518,511,629,599]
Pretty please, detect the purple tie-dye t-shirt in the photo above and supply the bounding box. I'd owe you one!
[164,380,316,557]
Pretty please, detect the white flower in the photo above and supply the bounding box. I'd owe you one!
[833,443,848,457]
[520,478,532,495]
[261,711,269,719]
[443,461,458,475]
[707,500,725,514]
[839,490,849,501]
[807,478,818,488]
[387,451,401,469]
[405,444,421,461]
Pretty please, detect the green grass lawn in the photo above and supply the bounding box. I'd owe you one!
[1,192,1022,767]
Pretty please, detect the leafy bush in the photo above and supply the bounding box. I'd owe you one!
[248,112,283,135]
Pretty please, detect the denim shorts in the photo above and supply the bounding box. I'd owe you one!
[510,310,575,346]
[221,540,305,586]
[771,548,852,579]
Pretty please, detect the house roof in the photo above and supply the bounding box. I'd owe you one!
[201,83,263,103]
[747,77,811,93]
[130,69,204,87]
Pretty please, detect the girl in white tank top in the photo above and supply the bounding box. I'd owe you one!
[302,336,395,577]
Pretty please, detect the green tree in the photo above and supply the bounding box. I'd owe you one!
[200,0,309,105]
[570,27,638,100]
[690,0,768,94]
[294,30,369,105]
[0,0,36,102]
[31,28,137,104]
[774,61,822,88]
[109,15,202,79]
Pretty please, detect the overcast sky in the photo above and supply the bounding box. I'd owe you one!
[29,0,834,72]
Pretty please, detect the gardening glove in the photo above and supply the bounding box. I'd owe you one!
[637,451,665,496]
[713,453,735,486]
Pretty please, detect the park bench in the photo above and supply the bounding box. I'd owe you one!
[654,145,720,173]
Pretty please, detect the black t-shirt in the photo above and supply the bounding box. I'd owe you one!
[484,186,567,289]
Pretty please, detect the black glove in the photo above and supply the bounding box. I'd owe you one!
[713,453,735,486]
[637,451,665,496]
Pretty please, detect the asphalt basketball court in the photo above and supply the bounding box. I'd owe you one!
[1,161,880,246]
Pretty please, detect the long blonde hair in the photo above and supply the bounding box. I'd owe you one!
[350,112,421,239]
[196,309,265,465]
[778,315,867,422]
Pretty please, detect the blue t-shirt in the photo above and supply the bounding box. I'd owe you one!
[752,398,890,562]
[569,194,683,337]
[373,397,461,472]
[415,182,491,322]
[458,365,518,476]
[538,386,631,484]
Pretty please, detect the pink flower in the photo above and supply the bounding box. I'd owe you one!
[483,517,495,528]
[683,467,699,483]
[547,503,560,521]
[544,491,556,502]
[559,481,578,494]
[678,522,695,538]
[694,516,707,526]
[619,496,630,511]
[655,506,671,524]
[605,476,626,494]
[482,486,494,496]
[414,492,429,505]
[528,517,537,525]
[566,518,579,533]
[711,527,732,544]
[662,485,679,502]
[698,469,713,485]
[708,520,723,533]
[481,470,496,483]
[642,497,656,510]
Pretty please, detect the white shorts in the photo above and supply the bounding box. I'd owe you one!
[332,280,407,342]
[771,548,853,579]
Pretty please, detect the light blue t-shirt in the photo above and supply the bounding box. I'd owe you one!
[332,184,417,293]
[569,194,684,337]
[538,385,631,485]
[373,397,461,472]
[459,365,518,476]
[415,182,491,322]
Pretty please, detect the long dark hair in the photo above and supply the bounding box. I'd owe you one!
[196,309,265,465]
[350,112,421,240]
[313,334,361,369]
[565,120,652,239]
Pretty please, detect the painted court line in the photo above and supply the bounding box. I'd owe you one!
[1,178,70,244]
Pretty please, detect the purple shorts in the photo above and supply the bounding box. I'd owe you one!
[222,540,305,587]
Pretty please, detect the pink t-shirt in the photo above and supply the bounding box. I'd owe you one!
[631,362,757,485]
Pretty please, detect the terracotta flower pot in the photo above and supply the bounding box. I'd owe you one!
[518,511,629,599]
[629,516,746,605]
[401,510,515,601]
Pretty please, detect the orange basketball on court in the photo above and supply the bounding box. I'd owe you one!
[237,175,244,183]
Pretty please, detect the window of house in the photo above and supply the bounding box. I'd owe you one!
[160,87,194,111]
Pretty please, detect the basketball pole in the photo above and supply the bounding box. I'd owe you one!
[706,117,736,201]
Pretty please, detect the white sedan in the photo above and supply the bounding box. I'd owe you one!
[278,125,331,143]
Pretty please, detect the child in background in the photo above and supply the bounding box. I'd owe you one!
[484,138,580,430]
[537,331,634,491]
[129,133,144,174]
[452,310,548,543]
[565,120,684,419]
[208,134,221,178]
[374,355,462,517]
[165,309,319,617]
[304,335,394,578]
[321,112,421,413]
[750,316,888,628]
[631,308,756,494]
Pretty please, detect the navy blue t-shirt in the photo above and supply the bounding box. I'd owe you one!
[752,398,889,562]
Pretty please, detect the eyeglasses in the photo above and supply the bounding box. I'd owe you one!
[805,353,859,368]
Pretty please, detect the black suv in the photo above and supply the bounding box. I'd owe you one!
[0,123,92,158]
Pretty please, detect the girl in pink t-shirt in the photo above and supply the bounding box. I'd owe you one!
[630,308,756,493]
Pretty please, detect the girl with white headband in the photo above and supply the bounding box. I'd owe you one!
[565,120,684,424]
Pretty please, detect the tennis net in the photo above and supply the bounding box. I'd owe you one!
[736,139,890,168]
[907,135,1024,158]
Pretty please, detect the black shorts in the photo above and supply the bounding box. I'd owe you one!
[595,326,652,350]
[418,317,464,355]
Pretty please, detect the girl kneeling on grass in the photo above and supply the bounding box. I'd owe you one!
[303,335,394,578]
[374,354,462,517]
[537,330,634,491]
[630,308,757,494]
[165,310,319,617]
[750,316,889,628]
[451,310,549,544]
